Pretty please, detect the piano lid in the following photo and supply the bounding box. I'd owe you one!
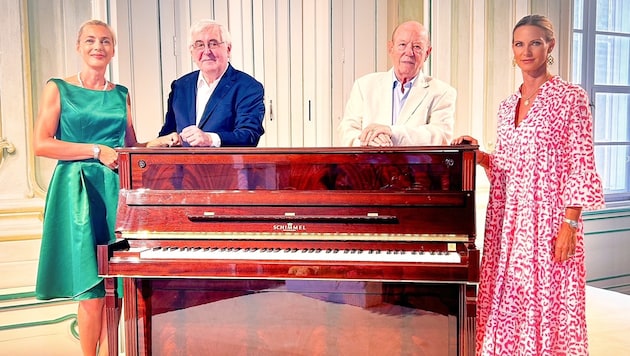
[116,146,477,192]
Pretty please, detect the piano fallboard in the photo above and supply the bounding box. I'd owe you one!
[115,195,475,237]
[113,146,477,239]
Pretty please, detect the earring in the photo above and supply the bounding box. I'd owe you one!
[547,54,555,65]
[512,57,516,67]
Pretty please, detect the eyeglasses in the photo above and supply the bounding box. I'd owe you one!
[395,42,425,55]
[192,40,225,51]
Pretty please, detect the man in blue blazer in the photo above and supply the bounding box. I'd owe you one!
[155,19,265,147]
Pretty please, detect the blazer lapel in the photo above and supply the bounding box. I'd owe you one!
[185,75,198,127]
[198,64,234,128]
[379,72,394,124]
[397,75,430,125]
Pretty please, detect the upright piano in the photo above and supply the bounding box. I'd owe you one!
[98,146,479,356]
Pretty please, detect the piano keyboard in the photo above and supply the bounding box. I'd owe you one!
[139,246,462,264]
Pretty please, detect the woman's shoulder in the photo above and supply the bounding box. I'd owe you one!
[550,75,587,94]
[112,83,129,94]
[547,76,589,104]
[48,76,128,91]
[46,77,81,91]
[50,75,81,86]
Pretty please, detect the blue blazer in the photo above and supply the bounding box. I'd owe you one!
[158,64,265,146]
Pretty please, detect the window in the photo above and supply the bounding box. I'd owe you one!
[573,0,630,202]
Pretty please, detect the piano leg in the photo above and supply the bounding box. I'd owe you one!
[104,277,121,356]
[464,284,477,356]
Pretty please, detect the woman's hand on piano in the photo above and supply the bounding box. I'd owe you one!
[147,132,182,147]
[451,135,477,146]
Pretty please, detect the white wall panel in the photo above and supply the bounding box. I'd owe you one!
[127,1,164,141]
[331,0,389,145]
[353,0,378,78]
[225,0,246,71]
[251,0,268,146]
[302,0,317,147]
[235,0,256,76]
[259,0,279,147]
[157,0,179,120]
[274,0,292,147]
[584,212,630,293]
[314,0,333,147]
[190,0,215,24]
[289,1,305,147]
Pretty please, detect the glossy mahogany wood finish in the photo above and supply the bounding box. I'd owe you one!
[98,146,479,356]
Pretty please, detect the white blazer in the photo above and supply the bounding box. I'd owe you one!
[337,68,456,146]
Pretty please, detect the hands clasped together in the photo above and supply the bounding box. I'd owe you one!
[359,124,393,147]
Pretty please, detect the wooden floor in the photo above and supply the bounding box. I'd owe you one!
[0,286,628,355]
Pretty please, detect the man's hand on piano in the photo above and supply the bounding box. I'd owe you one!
[147,132,182,147]
[360,124,393,147]
[181,125,213,147]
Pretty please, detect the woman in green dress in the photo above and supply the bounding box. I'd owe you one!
[33,20,160,356]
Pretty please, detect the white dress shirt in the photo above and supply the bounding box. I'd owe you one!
[392,72,416,124]
[195,71,224,147]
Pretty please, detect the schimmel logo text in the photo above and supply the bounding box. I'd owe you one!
[273,222,306,232]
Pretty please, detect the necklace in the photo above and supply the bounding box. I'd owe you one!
[520,74,552,106]
[521,88,538,106]
[77,72,108,91]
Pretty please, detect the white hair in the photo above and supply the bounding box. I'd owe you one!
[188,19,232,47]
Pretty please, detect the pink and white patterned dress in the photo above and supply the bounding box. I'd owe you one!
[477,76,605,355]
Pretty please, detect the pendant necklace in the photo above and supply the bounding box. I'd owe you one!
[521,74,552,106]
[77,72,108,91]
[521,88,537,106]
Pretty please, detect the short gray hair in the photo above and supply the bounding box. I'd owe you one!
[188,19,232,47]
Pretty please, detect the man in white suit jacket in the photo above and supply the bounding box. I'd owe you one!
[338,21,456,147]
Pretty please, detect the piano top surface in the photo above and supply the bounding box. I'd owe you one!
[116,145,477,191]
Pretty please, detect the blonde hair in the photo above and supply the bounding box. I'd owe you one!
[513,14,555,43]
[77,19,117,46]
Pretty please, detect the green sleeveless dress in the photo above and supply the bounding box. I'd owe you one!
[35,79,127,301]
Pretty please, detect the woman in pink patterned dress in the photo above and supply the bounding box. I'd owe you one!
[453,15,605,355]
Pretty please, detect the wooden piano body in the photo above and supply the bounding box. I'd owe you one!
[98,146,479,355]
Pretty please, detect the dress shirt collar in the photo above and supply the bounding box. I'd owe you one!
[196,66,228,89]
[392,71,422,92]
